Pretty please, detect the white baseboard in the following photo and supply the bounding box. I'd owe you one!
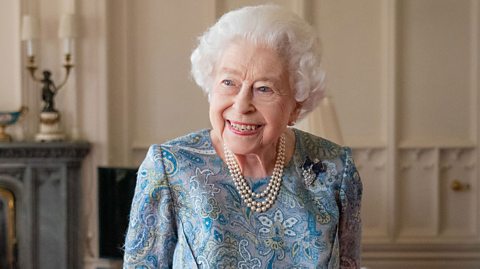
[363,257,480,269]
[83,258,122,269]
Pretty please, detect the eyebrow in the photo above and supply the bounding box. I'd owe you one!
[219,67,282,84]
[219,67,243,76]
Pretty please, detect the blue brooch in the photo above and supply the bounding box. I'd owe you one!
[301,156,326,187]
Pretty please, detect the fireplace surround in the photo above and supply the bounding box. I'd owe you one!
[0,187,15,269]
[0,142,90,269]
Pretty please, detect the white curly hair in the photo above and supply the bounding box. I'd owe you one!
[190,4,326,120]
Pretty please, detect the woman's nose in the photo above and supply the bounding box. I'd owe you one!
[233,85,255,113]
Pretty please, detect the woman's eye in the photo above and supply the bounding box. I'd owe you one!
[222,79,234,86]
[257,86,272,93]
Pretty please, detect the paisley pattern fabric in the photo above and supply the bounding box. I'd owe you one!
[124,129,362,269]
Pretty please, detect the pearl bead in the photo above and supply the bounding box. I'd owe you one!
[224,134,285,213]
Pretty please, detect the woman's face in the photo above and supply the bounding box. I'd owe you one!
[209,39,299,156]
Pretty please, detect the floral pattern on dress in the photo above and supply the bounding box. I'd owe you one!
[124,128,362,269]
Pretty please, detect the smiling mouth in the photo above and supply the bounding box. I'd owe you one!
[227,120,262,133]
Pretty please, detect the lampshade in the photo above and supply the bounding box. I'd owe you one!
[312,96,344,145]
[21,15,40,40]
[58,14,77,38]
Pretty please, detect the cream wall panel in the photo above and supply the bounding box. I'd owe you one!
[107,0,129,166]
[219,0,292,10]
[77,0,111,264]
[313,0,385,147]
[218,0,308,17]
[129,2,214,151]
[0,1,22,110]
[398,149,438,237]
[398,0,474,146]
[439,148,477,237]
[353,148,389,239]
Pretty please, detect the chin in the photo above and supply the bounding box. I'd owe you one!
[225,133,279,159]
[227,143,258,155]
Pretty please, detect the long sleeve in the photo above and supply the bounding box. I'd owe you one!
[124,145,178,269]
[338,148,363,269]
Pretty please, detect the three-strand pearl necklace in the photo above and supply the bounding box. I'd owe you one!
[223,134,286,213]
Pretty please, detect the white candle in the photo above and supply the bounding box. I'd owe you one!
[26,40,34,57]
[63,38,72,55]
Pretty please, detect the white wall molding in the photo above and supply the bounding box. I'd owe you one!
[474,0,480,244]
[382,0,399,242]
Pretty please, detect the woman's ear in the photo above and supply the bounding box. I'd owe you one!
[288,102,302,126]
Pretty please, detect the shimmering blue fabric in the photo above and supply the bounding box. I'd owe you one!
[124,129,362,269]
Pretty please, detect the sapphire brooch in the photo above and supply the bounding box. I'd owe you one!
[301,156,326,187]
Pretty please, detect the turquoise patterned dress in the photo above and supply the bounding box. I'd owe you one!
[123,128,362,269]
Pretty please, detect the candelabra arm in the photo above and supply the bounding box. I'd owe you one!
[26,56,42,82]
[56,64,73,90]
[56,54,74,90]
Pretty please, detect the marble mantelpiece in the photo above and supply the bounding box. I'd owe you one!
[0,142,90,269]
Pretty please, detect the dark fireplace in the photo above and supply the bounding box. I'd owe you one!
[0,187,16,269]
[0,142,90,269]
[98,167,137,259]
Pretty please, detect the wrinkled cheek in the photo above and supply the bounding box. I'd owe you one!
[208,103,225,133]
[208,106,218,128]
[278,102,297,125]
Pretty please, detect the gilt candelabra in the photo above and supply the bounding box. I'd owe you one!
[22,14,76,142]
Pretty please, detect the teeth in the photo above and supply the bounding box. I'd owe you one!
[230,122,258,131]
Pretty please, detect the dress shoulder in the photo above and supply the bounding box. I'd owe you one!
[293,128,346,161]
[150,129,217,180]
[161,129,214,151]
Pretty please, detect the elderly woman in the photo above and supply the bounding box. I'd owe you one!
[124,5,362,269]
